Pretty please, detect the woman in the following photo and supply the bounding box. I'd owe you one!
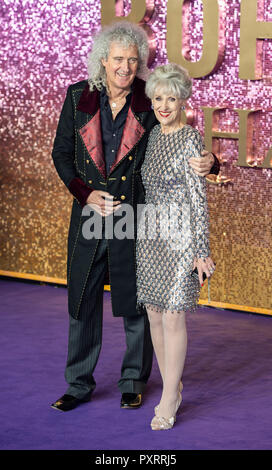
[136,63,215,430]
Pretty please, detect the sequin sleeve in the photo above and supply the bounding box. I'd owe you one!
[182,128,210,259]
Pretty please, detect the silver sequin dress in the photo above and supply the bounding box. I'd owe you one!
[136,124,210,313]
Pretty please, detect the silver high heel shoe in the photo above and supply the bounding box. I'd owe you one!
[151,414,175,430]
[151,382,183,431]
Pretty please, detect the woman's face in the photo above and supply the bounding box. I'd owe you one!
[152,86,185,131]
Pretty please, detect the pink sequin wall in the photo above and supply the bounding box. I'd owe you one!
[0,0,271,313]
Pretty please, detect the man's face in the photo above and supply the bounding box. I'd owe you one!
[102,42,139,92]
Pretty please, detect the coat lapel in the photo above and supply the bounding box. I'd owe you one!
[77,85,106,179]
[79,111,106,179]
[76,78,152,179]
[110,108,145,173]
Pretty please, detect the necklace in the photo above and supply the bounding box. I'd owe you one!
[109,90,130,110]
[110,97,124,109]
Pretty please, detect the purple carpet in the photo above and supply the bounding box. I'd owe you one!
[0,278,271,450]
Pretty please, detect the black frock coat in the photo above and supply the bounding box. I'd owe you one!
[52,77,157,319]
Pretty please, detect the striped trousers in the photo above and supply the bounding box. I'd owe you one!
[64,239,153,400]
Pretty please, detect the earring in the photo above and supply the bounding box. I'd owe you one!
[151,104,154,110]
[181,106,185,110]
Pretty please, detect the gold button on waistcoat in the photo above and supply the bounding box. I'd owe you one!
[86,159,90,164]
[88,180,92,184]
[121,195,126,200]
[128,156,133,160]
[121,176,126,181]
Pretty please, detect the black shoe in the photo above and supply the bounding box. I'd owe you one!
[120,393,142,409]
[51,394,90,412]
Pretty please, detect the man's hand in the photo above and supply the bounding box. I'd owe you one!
[189,150,215,177]
[86,190,121,216]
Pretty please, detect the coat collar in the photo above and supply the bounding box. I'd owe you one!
[77,76,151,115]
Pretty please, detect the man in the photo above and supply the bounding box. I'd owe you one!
[51,22,219,412]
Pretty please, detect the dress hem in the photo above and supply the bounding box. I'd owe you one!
[137,299,197,314]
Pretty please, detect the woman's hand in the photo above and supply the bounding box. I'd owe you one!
[193,256,216,286]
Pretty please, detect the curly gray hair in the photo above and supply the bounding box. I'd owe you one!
[145,63,192,101]
[87,21,149,92]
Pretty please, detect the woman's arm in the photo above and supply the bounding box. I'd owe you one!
[183,129,215,284]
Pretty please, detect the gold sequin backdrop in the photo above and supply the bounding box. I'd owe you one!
[0,0,271,315]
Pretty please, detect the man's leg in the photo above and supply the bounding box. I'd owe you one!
[118,310,153,406]
[64,282,104,400]
[52,240,107,410]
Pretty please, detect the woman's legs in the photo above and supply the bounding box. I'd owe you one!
[158,309,187,418]
[146,305,165,382]
[147,305,188,420]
